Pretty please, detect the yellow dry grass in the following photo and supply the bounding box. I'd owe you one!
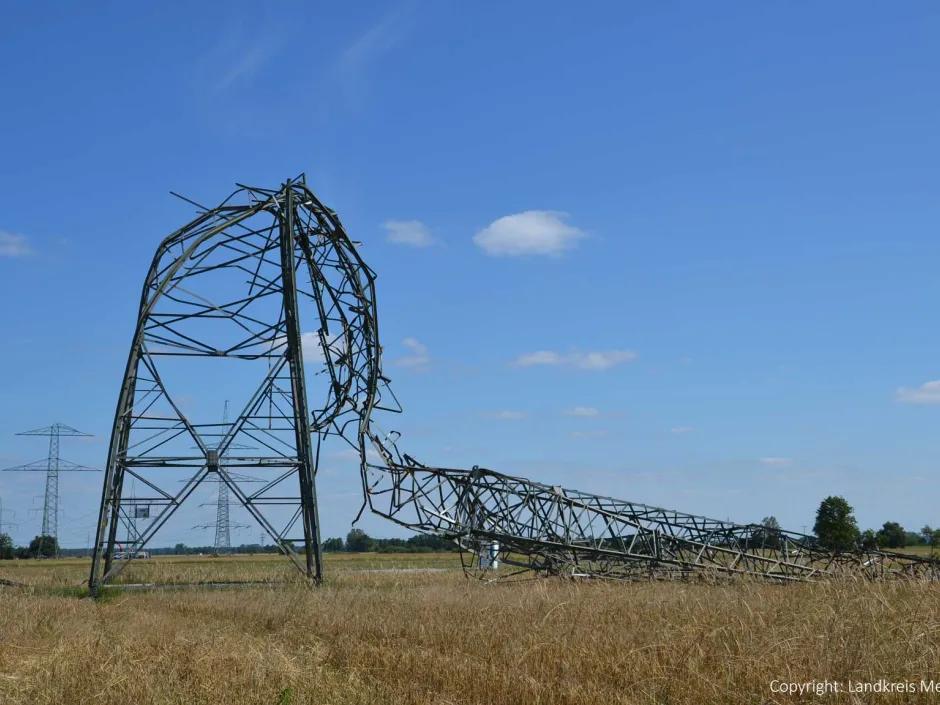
[0,551,451,587]
[2,553,940,704]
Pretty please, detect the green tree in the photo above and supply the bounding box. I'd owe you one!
[921,525,940,548]
[876,521,906,549]
[27,534,58,558]
[860,529,878,550]
[813,496,859,552]
[0,533,13,560]
[755,516,782,549]
[406,534,457,551]
[322,537,344,552]
[345,528,373,552]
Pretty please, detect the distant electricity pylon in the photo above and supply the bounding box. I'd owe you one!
[192,402,260,552]
[1,424,98,541]
[0,496,16,534]
[193,472,262,551]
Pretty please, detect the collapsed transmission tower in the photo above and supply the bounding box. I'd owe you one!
[3,424,98,543]
[90,178,331,592]
[90,176,939,592]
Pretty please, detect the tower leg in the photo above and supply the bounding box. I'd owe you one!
[279,185,322,583]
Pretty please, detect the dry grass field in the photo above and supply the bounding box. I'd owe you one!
[2,553,940,704]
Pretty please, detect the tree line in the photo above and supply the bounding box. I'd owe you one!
[0,534,58,559]
[753,495,940,552]
[323,529,458,553]
[808,495,940,551]
[2,501,936,560]
[0,529,458,559]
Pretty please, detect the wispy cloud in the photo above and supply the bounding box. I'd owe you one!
[196,21,284,95]
[515,351,563,366]
[490,410,527,421]
[384,220,435,247]
[515,349,636,371]
[334,5,412,107]
[570,429,608,439]
[329,447,383,463]
[215,42,276,92]
[759,457,792,467]
[896,380,940,404]
[0,231,32,257]
[670,426,695,435]
[474,211,585,257]
[394,337,430,368]
[566,406,600,417]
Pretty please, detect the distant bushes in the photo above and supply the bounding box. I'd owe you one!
[320,529,457,553]
[813,496,939,552]
[19,530,458,559]
[0,534,58,559]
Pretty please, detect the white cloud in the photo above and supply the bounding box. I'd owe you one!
[896,380,940,404]
[491,410,526,421]
[670,426,695,435]
[275,330,345,364]
[759,457,792,467]
[299,332,326,363]
[473,211,585,257]
[577,351,637,370]
[515,351,563,366]
[569,429,608,439]
[566,406,600,417]
[515,349,637,371]
[384,220,435,247]
[0,231,32,257]
[329,447,382,462]
[394,337,430,368]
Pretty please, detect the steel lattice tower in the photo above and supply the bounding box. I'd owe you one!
[215,474,231,550]
[214,401,233,550]
[192,470,260,552]
[90,178,333,592]
[2,424,97,542]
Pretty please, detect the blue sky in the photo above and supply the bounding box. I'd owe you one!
[1,2,940,547]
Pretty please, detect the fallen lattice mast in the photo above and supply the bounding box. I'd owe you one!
[89,177,938,592]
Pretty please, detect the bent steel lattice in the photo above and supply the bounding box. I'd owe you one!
[89,176,938,591]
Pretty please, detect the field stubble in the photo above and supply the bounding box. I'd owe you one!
[1,553,940,704]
